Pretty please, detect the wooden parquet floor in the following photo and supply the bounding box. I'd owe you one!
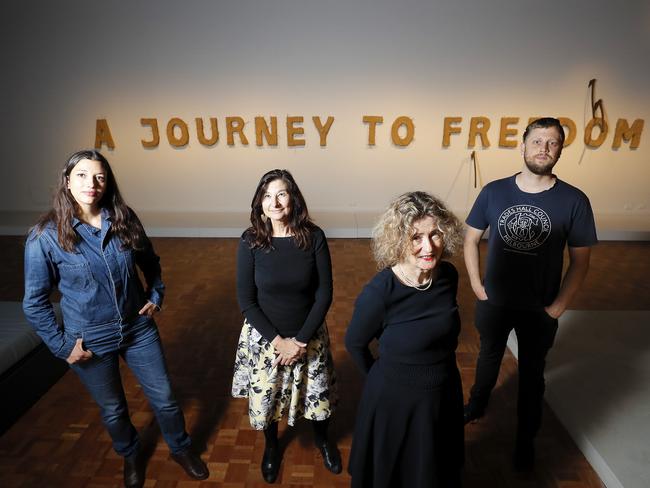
[1,235,648,487]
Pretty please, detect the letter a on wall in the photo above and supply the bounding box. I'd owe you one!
[95,119,115,149]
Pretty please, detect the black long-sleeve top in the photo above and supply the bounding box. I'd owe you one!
[236,227,333,344]
[345,261,460,374]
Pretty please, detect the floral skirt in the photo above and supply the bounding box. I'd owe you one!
[231,320,338,430]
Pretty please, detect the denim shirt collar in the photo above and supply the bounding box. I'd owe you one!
[71,208,113,249]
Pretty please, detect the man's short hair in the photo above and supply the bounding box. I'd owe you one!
[523,117,565,145]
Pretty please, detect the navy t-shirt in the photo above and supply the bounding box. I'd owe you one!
[466,174,597,309]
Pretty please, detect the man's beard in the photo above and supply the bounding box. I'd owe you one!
[524,152,558,175]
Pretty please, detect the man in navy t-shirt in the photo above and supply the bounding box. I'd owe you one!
[463,117,597,470]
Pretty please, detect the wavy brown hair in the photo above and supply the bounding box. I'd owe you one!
[33,149,147,252]
[244,169,315,251]
[371,191,463,269]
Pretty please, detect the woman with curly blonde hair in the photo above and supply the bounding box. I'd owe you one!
[345,191,465,488]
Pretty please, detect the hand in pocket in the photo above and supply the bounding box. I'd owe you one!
[66,338,93,364]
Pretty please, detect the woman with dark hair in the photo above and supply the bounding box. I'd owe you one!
[345,191,465,488]
[23,150,208,488]
[232,169,340,483]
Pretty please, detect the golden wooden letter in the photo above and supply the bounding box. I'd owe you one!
[141,118,160,148]
[612,119,644,149]
[442,117,462,147]
[468,116,490,148]
[255,117,278,146]
[558,117,576,147]
[167,118,189,147]
[226,116,249,146]
[391,116,414,147]
[312,116,334,146]
[196,117,219,146]
[363,116,383,145]
[287,116,305,147]
[95,119,115,149]
[498,117,519,148]
[584,118,608,147]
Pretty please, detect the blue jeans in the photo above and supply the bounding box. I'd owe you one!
[70,320,191,457]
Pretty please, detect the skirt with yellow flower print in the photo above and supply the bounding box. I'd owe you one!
[231,320,338,430]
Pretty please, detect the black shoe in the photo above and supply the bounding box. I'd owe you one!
[123,451,146,488]
[171,449,209,480]
[317,441,342,474]
[261,445,281,483]
[513,438,535,471]
[463,403,484,425]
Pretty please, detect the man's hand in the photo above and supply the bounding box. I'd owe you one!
[464,225,489,301]
[545,247,591,320]
[544,304,563,319]
[472,282,489,301]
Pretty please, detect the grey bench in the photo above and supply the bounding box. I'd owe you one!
[0,301,68,435]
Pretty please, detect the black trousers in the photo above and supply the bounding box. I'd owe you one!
[467,300,559,440]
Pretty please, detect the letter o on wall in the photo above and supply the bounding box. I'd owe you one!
[167,118,190,147]
[391,116,415,146]
[584,118,608,148]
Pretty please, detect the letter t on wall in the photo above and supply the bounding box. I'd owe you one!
[363,116,384,146]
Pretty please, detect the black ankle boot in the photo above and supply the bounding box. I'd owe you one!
[317,441,342,474]
[123,451,146,488]
[513,437,535,471]
[261,444,281,483]
[171,449,209,480]
[463,403,484,425]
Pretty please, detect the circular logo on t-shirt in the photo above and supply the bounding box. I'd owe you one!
[497,205,551,251]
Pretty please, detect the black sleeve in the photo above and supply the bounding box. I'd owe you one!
[236,238,278,342]
[295,229,333,343]
[345,278,386,375]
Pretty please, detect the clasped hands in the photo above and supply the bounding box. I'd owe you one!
[271,336,307,367]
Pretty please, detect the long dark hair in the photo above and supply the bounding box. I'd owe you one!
[33,149,147,252]
[245,169,315,251]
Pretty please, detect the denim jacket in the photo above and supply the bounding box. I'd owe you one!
[22,209,164,360]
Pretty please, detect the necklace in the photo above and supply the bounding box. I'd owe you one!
[394,264,433,291]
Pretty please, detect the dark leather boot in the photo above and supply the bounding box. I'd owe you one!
[123,451,146,488]
[261,444,281,483]
[171,449,209,480]
[463,403,484,425]
[513,437,535,471]
[317,441,342,474]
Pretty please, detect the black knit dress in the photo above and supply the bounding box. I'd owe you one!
[345,262,464,488]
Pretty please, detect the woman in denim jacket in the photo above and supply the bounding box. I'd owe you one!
[22,150,208,488]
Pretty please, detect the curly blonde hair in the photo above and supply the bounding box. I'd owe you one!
[371,191,464,269]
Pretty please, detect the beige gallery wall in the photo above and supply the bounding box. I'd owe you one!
[1,0,648,231]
